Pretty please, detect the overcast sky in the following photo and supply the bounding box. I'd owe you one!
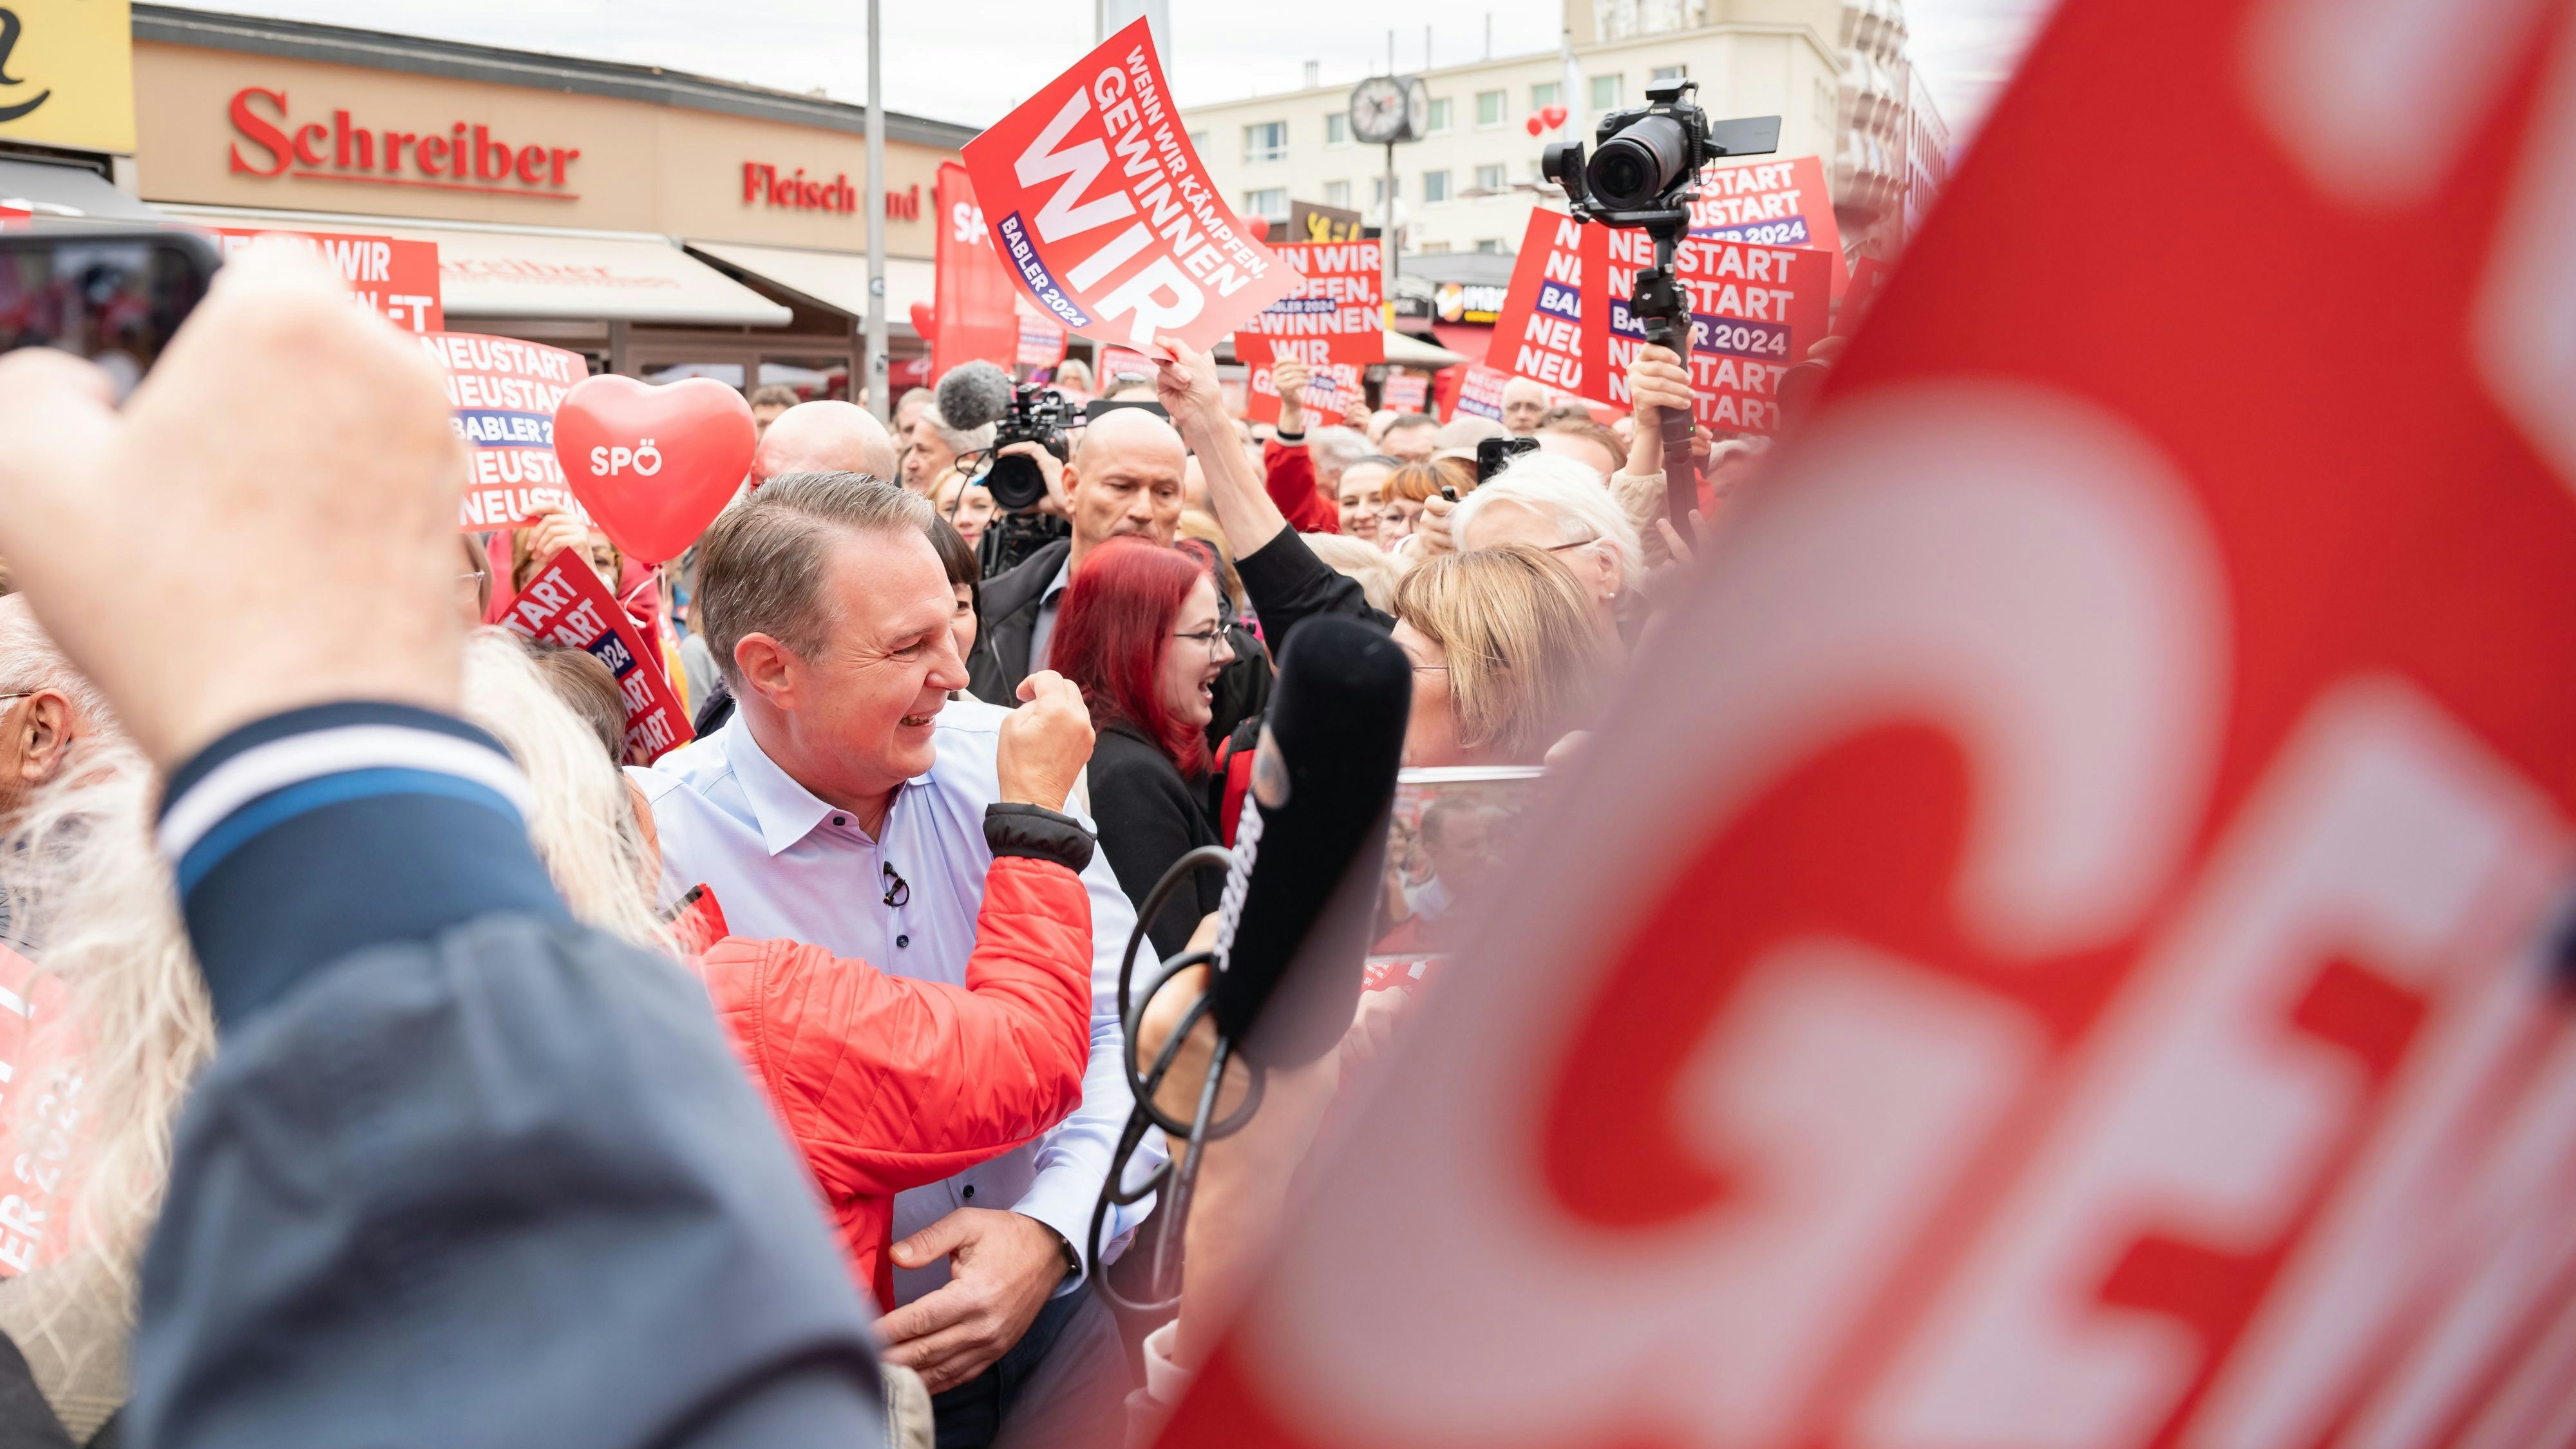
[167,0,2055,140]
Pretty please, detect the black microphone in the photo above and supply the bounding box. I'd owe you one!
[1208,615,1411,1066]
[933,360,1015,432]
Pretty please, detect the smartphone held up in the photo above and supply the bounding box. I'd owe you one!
[0,230,220,400]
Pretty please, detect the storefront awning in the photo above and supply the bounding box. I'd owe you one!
[1383,328,1468,370]
[685,241,934,335]
[153,205,791,327]
[1429,322,1491,368]
[0,159,166,225]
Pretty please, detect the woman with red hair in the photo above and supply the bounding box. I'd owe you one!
[1048,536,1238,958]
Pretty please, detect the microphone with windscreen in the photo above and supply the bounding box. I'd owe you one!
[1088,614,1412,1305]
[1208,616,1412,1065]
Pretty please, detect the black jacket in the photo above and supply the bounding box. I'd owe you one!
[1086,722,1226,961]
[974,538,1274,749]
[1235,527,1394,646]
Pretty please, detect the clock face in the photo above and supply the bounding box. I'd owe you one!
[1402,78,1430,142]
[1350,76,1410,144]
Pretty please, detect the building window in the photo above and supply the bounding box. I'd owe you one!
[1474,162,1506,193]
[1245,122,1287,164]
[1323,179,1351,207]
[1531,81,1560,111]
[1422,169,1450,203]
[1650,64,1687,84]
[1419,240,1453,254]
[1427,97,1453,133]
[1475,238,1504,254]
[1591,74,1624,110]
[1476,89,1506,127]
[1374,175,1401,204]
[1244,188,1289,220]
[1326,112,1348,146]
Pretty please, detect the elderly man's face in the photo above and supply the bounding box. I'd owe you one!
[902,417,958,493]
[1501,381,1550,436]
[1066,410,1186,559]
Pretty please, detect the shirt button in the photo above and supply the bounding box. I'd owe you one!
[896,934,910,948]
[963,1185,975,1200]
[833,815,847,826]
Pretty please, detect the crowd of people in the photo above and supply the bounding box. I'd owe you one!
[0,245,1752,1448]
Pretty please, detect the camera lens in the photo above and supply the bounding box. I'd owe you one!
[1586,113,1690,210]
[983,451,1051,512]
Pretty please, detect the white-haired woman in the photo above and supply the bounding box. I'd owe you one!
[1448,453,1649,644]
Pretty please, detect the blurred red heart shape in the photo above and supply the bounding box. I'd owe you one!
[1541,104,1570,130]
[551,374,755,565]
[909,301,938,342]
[1525,115,1544,137]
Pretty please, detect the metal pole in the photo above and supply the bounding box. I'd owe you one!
[864,0,889,422]
[1384,141,1398,294]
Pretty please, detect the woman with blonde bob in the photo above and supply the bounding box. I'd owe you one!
[1390,543,1615,768]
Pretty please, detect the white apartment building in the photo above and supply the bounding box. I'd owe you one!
[1179,0,1942,261]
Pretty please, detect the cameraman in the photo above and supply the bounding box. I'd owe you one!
[969,415,1269,745]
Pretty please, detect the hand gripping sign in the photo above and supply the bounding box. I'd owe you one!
[961,17,1294,351]
[427,332,589,531]
[1159,0,2576,1444]
[498,547,692,764]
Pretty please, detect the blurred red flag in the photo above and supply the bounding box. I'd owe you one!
[931,162,1023,381]
[1158,0,2576,1444]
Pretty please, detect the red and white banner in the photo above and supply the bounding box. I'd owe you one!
[1242,359,1354,425]
[1381,371,1428,413]
[960,18,1294,351]
[1452,363,1511,422]
[931,162,1025,380]
[497,547,692,764]
[1591,228,1834,436]
[428,332,591,531]
[1690,153,1848,299]
[0,945,79,1279]
[1485,209,1588,396]
[1233,240,1385,367]
[1162,0,2576,1443]
[202,226,443,332]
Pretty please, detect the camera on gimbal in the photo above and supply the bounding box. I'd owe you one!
[1540,82,1779,551]
[1541,80,1780,229]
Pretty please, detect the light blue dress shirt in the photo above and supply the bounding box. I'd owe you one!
[632,698,1163,1305]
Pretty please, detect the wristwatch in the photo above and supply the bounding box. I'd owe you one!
[1048,1226,1083,1281]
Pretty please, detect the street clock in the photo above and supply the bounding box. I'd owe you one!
[1349,74,1430,145]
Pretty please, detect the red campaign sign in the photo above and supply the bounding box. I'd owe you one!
[1690,153,1848,299]
[1096,345,1157,388]
[1380,372,1428,413]
[960,18,1294,351]
[1452,363,1511,422]
[0,945,79,1279]
[497,547,692,763]
[1588,227,1834,437]
[1485,209,1588,395]
[1233,240,1386,368]
[1240,357,1356,426]
[1017,310,1069,368]
[931,162,1025,380]
[425,332,591,532]
[1164,0,2576,1443]
[202,227,444,333]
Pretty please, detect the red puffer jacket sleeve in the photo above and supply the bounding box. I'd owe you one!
[697,855,1094,1200]
[1266,437,1340,535]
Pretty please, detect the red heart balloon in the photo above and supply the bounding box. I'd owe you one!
[1541,104,1570,131]
[909,301,938,343]
[1526,115,1544,137]
[552,374,754,565]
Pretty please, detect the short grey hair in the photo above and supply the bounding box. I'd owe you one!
[694,472,934,683]
[1307,425,1369,481]
[0,596,111,729]
[919,403,996,457]
[1451,453,1647,596]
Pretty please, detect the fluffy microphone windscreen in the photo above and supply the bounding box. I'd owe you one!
[934,360,1016,432]
[1209,616,1412,1065]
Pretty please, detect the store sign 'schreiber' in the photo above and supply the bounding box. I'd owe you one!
[225,87,582,198]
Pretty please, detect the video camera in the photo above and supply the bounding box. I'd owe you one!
[981,382,1081,513]
[1539,82,1779,548]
